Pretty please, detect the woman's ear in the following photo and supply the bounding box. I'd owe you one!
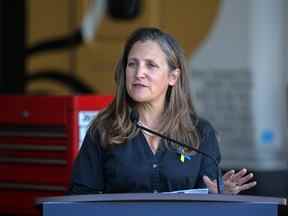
[168,68,180,86]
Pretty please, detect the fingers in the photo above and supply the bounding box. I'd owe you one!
[228,181,257,194]
[231,168,248,182]
[203,169,257,195]
[238,181,257,192]
[203,175,215,186]
[203,175,217,193]
[237,172,254,186]
[227,168,255,186]
[223,169,249,182]
[223,169,235,181]
[222,168,257,195]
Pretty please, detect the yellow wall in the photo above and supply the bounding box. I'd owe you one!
[27,0,220,95]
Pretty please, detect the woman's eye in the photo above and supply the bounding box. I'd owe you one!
[147,63,157,69]
[127,62,136,67]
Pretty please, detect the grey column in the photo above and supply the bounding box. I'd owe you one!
[250,0,287,169]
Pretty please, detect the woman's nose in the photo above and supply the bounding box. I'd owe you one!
[135,65,146,78]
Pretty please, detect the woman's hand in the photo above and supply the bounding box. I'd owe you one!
[203,168,257,194]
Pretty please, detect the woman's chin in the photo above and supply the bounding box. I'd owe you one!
[130,94,150,103]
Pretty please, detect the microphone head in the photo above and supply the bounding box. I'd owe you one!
[130,110,139,124]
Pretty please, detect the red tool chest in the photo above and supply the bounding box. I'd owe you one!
[0,95,113,215]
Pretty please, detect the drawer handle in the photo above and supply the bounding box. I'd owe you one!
[0,182,66,191]
[0,157,67,165]
[0,144,67,152]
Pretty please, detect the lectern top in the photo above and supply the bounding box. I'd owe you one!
[37,193,287,206]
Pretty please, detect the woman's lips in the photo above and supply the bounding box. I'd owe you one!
[133,83,147,87]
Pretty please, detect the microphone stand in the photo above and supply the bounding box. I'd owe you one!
[135,123,224,194]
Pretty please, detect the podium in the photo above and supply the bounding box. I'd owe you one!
[38,193,287,216]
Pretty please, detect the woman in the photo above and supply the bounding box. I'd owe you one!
[68,27,256,194]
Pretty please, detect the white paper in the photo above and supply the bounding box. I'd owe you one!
[162,188,209,194]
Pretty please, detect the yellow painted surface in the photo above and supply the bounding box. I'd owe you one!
[160,0,221,56]
[27,0,72,43]
[27,0,75,94]
[27,0,220,95]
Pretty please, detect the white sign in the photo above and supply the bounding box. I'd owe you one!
[78,111,98,148]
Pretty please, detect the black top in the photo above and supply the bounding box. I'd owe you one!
[67,119,221,194]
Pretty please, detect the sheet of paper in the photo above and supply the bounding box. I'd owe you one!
[162,188,209,194]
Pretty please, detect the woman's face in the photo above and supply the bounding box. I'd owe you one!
[125,40,178,107]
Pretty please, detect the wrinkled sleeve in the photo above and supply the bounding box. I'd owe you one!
[195,119,222,188]
[67,128,104,194]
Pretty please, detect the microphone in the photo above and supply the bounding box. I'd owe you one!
[130,110,224,194]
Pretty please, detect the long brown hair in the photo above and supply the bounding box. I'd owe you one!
[90,27,200,150]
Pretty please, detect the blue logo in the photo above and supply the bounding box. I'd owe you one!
[260,130,274,145]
